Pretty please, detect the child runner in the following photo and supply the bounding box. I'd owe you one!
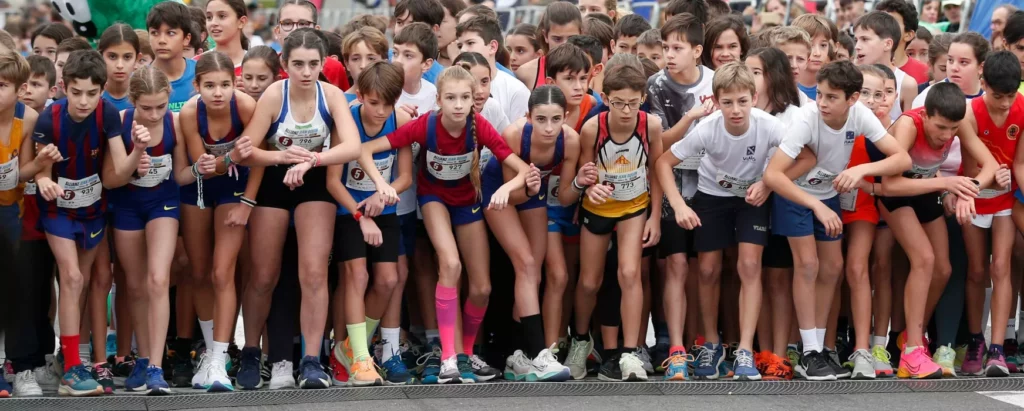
[792,14,839,100]
[853,11,918,121]
[636,29,665,70]
[456,16,531,121]
[201,0,249,71]
[506,24,543,73]
[454,51,511,169]
[147,2,197,113]
[701,15,749,70]
[875,0,930,85]
[31,23,74,62]
[516,2,583,90]
[341,27,388,103]
[239,46,281,100]
[98,24,140,111]
[135,30,155,68]
[611,14,651,56]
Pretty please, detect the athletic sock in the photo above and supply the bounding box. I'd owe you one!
[210,341,229,364]
[1007,318,1016,343]
[872,335,887,348]
[60,335,81,372]
[435,285,459,361]
[365,317,380,346]
[574,331,589,342]
[800,329,820,353]
[815,328,825,350]
[381,328,401,363]
[346,322,370,361]
[199,320,215,351]
[521,314,545,359]
[78,343,90,366]
[462,301,487,357]
[670,345,686,356]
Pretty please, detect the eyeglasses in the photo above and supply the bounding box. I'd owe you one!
[279,20,315,32]
[860,90,885,102]
[609,101,643,111]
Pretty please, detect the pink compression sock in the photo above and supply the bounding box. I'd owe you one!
[462,301,487,357]
[435,284,459,361]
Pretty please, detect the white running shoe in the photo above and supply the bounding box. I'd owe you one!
[206,357,234,392]
[532,345,571,382]
[620,352,648,382]
[850,349,876,380]
[33,364,60,388]
[269,360,295,390]
[14,370,43,397]
[503,350,533,381]
[191,351,212,389]
[566,336,593,380]
[438,356,461,384]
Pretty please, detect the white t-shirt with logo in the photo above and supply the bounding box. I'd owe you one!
[396,79,438,216]
[778,101,888,200]
[670,109,785,198]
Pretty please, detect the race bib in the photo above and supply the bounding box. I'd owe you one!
[273,134,328,152]
[345,155,394,192]
[0,157,18,191]
[426,150,472,181]
[480,148,494,170]
[715,171,757,197]
[840,188,858,212]
[600,168,647,202]
[131,154,172,188]
[24,181,36,195]
[796,166,837,191]
[546,175,562,207]
[978,185,1011,199]
[205,140,235,157]
[57,174,101,209]
[674,149,704,171]
[905,164,939,179]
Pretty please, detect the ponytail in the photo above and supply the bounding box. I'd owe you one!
[469,109,481,202]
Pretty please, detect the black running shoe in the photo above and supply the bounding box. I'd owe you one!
[113,356,135,378]
[798,351,837,381]
[261,356,271,384]
[171,340,194,388]
[597,353,622,382]
[823,348,852,379]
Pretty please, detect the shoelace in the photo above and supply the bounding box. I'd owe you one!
[696,347,714,367]
[416,347,441,368]
[272,361,292,376]
[639,347,652,364]
[660,353,693,371]
[242,352,260,370]
[851,350,873,365]
[301,359,323,376]
[72,366,92,382]
[469,355,491,371]
[967,339,981,361]
[145,367,162,383]
[620,353,643,371]
[872,346,892,363]
[735,350,754,369]
[95,364,114,380]
[568,341,589,365]
[19,370,38,385]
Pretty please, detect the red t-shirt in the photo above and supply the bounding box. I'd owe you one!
[900,58,929,86]
[386,113,513,206]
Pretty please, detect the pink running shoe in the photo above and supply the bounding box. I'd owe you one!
[985,348,1010,377]
[960,336,986,376]
[897,347,942,379]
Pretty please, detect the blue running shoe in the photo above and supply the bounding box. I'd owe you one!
[298,356,330,389]
[145,366,171,396]
[58,365,103,397]
[663,350,691,381]
[380,355,413,385]
[693,343,724,380]
[456,354,477,383]
[732,349,762,381]
[417,342,442,385]
[124,357,150,392]
[236,347,263,390]
[105,333,117,359]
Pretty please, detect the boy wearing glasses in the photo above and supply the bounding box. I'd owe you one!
[273,0,350,91]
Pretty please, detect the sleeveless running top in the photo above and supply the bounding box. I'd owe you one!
[534,56,547,88]
[197,94,245,157]
[0,102,26,206]
[266,79,334,152]
[342,104,398,215]
[971,95,1024,214]
[574,96,594,132]
[901,108,953,180]
[583,111,650,217]
[482,122,564,211]
[111,109,179,205]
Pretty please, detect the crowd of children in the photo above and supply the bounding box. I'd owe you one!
[1,0,1024,399]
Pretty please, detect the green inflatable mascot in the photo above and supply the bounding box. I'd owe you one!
[49,0,183,41]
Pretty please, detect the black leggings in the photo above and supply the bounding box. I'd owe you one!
[267,227,300,364]
[7,239,56,372]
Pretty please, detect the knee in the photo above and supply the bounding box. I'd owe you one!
[546,268,568,292]
[468,281,491,302]
[298,263,327,291]
[373,270,399,294]
[60,269,85,293]
[913,251,936,277]
[438,257,462,283]
[346,266,370,289]
[934,258,953,282]
[511,250,537,274]
[871,256,891,280]
[211,266,236,289]
[148,272,170,295]
[698,262,720,283]
[618,264,641,287]
[577,273,603,297]
[793,254,819,280]
[736,258,761,280]
[666,255,689,280]
[248,270,279,295]
[90,270,112,291]
[846,260,870,285]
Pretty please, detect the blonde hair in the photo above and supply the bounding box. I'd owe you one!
[129,65,171,104]
[134,29,154,59]
[436,66,482,201]
[711,62,756,98]
[0,49,30,86]
[770,26,812,50]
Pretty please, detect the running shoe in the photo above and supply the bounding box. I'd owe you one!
[638,346,655,374]
[688,344,701,376]
[455,354,477,383]
[112,356,134,378]
[985,348,1010,377]
[693,343,724,380]
[662,350,691,381]
[556,339,569,364]
[468,354,499,381]
[897,346,943,379]
[91,362,115,394]
[798,351,837,381]
[227,343,241,377]
[260,354,271,384]
[3,360,13,383]
[191,350,212,389]
[849,349,875,380]
[416,345,442,385]
[872,345,895,378]
[1004,340,1019,373]
[13,369,42,397]
[145,366,171,396]
[438,356,461,384]
[954,343,967,372]
[732,349,761,381]
[566,335,593,380]
[379,355,414,385]
[786,346,801,374]
[350,357,383,386]
[35,357,61,389]
[650,343,670,372]
[124,357,149,392]
[329,349,349,386]
[331,339,355,386]
[597,352,622,382]
[719,343,736,378]
[824,348,851,379]
[206,356,233,392]
[171,343,194,388]
[933,344,957,377]
[762,353,793,381]
[503,351,533,381]
[105,334,117,360]
[269,360,295,390]
[533,345,571,382]
[58,365,103,397]
[961,336,986,376]
[755,351,769,376]
[298,355,330,389]
[236,347,263,390]
[620,351,648,381]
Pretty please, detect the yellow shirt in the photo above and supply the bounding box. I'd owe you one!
[582,112,651,218]
[0,107,25,207]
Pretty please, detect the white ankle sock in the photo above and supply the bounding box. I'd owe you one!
[816,328,826,350]
[872,336,887,348]
[800,329,820,353]
[381,328,401,363]
[199,320,215,350]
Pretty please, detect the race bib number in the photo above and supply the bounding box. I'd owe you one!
[426,151,472,181]
[600,168,647,201]
[273,134,328,151]
[978,185,1011,199]
[715,171,757,197]
[24,181,36,195]
[674,149,704,171]
[480,148,494,170]
[796,167,837,191]
[345,155,394,192]
[131,154,172,188]
[546,175,562,207]
[905,164,939,180]
[57,174,101,209]
[205,140,235,157]
[840,188,858,212]
[0,157,18,191]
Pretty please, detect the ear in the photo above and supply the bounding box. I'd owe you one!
[489,39,499,56]
[592,63,604,77]
[610,39,617,52]
[885,38,894,52]
[903,30,915,45]
[848,91,861,106]
[422,57,434,75]
[355,90,363,102]
[545,76,555,84]
[600,91,608,102]
[48,86,57,98]
[694,44,704,58]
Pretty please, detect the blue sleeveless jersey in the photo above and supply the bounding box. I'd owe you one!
[340,104,398,216]
[110,109,179,206]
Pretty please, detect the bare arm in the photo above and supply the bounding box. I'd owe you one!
[316,84,363,166]
[556,126,582,206]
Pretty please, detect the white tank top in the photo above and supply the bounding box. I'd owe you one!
[267,79,333,152]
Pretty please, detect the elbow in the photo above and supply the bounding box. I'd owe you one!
[762,171,781,191]
[897,152,912,172]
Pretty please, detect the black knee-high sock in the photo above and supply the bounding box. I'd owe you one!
[521,314,545,358]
